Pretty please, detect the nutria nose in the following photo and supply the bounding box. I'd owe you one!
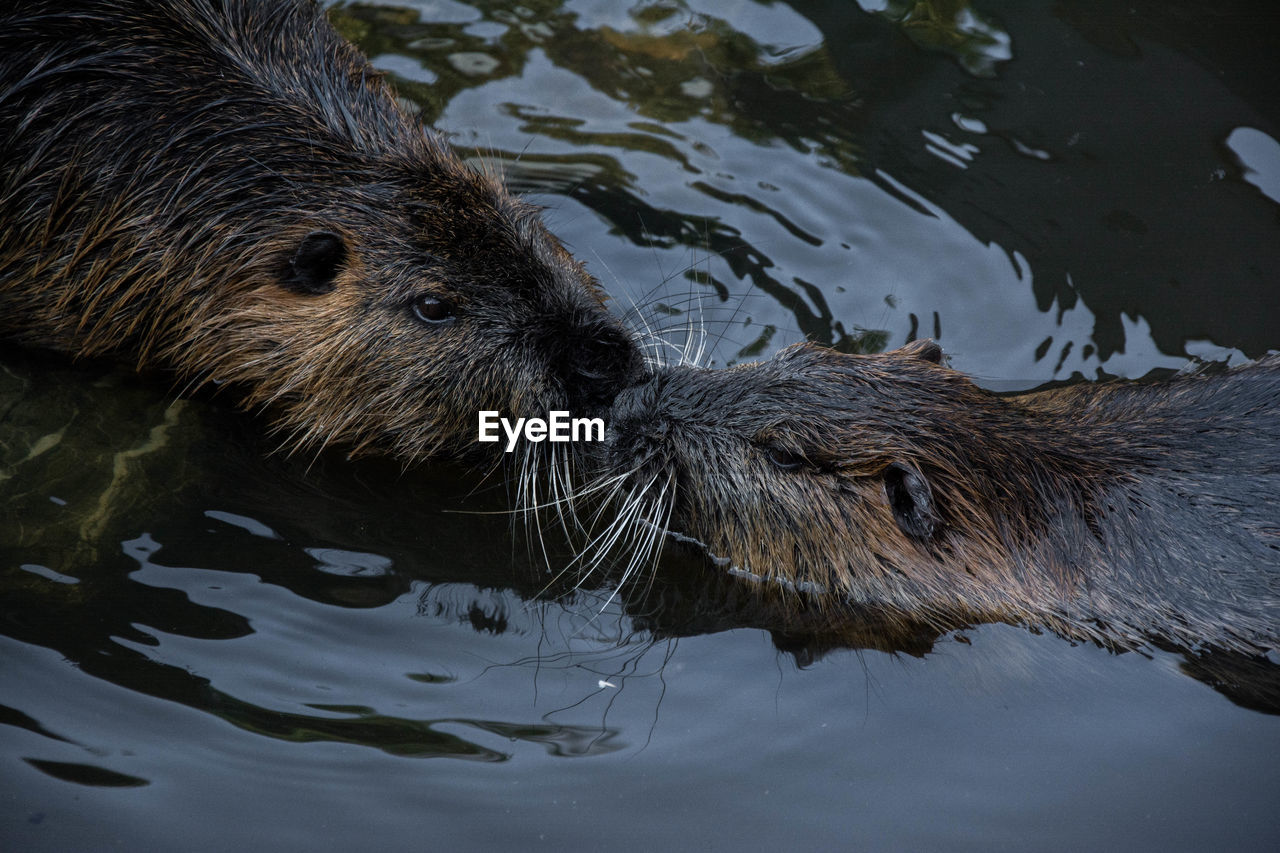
[561,320,649,412]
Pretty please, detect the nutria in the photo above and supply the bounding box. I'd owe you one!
[597,340,1279,654]
[0,0,644,464]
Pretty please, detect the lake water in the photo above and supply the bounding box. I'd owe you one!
[3,1,1279,849]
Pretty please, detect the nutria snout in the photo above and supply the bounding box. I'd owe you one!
[0,0,646,465]
[596,340,1280,654]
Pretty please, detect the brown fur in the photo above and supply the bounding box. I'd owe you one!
[601,341,1280,654]
[0,0,644,463]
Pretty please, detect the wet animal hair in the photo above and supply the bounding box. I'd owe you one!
[598,342,1280,655]
[0,0,644,466]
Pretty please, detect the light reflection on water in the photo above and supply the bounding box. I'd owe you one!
[408,0,1275,383]
[3,1,1279,850]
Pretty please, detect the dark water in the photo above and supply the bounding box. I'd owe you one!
[4,1,1280,850]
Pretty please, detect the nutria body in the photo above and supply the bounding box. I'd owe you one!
[600,341,1280,654]
[0,0,643,463]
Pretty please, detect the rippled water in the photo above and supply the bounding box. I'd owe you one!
[3,1,1279,850]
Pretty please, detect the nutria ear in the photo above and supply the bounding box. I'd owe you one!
[883,461,939,539]
[899,338,943,364]
[283,230,347,294]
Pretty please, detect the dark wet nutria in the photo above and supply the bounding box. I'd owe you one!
[0,0,644,463]
[599,340,1279,654]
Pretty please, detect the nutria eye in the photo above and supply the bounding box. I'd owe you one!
[766,447,806,472]
[411,296,454,325]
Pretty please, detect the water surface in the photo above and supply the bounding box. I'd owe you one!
[3,1,1279,849]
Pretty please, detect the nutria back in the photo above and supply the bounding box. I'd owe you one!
[0,0,644,463]
[601,341,1279,654]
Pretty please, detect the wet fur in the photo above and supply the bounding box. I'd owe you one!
[603,341,1280,654]
[0,0,643,462]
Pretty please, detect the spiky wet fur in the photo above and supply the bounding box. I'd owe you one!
[0,0,643,464]
[599,342,1280,654]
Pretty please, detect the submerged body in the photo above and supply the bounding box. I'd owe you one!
[0,0,643,463]
[602,341,1280,654]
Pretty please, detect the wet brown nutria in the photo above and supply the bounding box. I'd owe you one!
[0,0,645,464]
[597,340,1279,654]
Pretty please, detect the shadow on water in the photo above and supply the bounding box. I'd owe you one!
[1,348,636,765]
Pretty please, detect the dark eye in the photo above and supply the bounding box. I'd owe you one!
[411,296,455,325]
[765,446,806,472]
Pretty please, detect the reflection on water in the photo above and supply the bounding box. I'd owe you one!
[1229,126,1280,203]
[330,0,1279,384]
[3,1,1280,850]
[857,0,1013,78]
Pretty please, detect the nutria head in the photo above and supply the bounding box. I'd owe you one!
[200,169,647,462]
[597,341,1280,651]
[0,0,646,464]
[601,340,1071,615]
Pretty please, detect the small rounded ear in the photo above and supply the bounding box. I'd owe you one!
[898,338,943,364]
[883,460,939,539]
[283,230,346,294]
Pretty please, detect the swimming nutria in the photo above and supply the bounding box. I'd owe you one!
[597,340,1279,654]
[0,0,644,463]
